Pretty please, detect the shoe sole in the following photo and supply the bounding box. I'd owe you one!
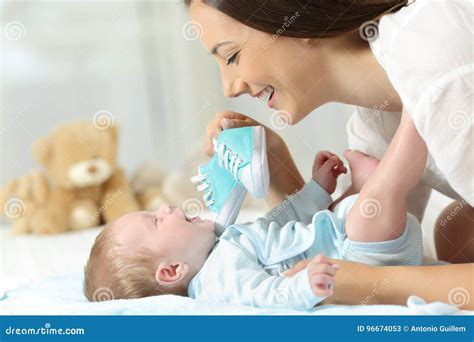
[249,126,269,198]
[214,184,247,236]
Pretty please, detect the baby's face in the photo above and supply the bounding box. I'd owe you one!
[113,204,216,267]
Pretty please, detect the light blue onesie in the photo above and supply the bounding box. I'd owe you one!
[188,180,423,310]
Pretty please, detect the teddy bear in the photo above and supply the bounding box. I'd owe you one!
[0,121,140,234]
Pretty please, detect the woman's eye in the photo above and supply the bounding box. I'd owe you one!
[226,51,239,65]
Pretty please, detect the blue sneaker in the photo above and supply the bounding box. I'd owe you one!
[191,155,247,236]
[191,126,269,235]
[213,126,269,198]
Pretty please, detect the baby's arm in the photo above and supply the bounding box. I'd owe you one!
[262,180,332,225]
[262,151,346,225]
[215,252,336,310]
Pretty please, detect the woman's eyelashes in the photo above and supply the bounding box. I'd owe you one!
[226,51,240,65]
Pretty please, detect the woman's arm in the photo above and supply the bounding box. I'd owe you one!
[324,260,474,310]
[285,259,473,310]
[266,141,304,207]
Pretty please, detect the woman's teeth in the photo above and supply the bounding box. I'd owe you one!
[257,86,274,102]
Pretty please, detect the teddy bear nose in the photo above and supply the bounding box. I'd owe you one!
[88,165,97,174]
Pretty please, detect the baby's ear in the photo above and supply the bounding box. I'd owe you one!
[155,263,188,286]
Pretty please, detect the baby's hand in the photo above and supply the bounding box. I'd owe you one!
[312,151,347,194]
[307,254,339,298]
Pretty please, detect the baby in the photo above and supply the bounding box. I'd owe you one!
[84,148,423,310]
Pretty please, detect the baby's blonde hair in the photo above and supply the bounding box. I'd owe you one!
[83,223,185,302]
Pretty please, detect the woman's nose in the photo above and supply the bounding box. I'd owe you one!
[222,74,249,98]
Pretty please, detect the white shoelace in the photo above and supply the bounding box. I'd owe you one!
[214,139,243,179]
[191,173,214,207]
[190,139,244,207]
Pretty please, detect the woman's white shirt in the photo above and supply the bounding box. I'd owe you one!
[348,0,473,214]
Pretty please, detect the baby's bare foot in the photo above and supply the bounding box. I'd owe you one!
[344,150,379,192]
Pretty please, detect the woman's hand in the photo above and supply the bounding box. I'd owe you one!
[204,111,284,157]
[205,111,305,207]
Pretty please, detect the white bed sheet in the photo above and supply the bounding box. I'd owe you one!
[0,208,471,315]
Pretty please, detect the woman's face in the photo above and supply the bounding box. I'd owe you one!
[190,1,329,124]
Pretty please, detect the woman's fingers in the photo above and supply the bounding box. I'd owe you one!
[204,111,256,156]
[204,125,222,156]
[216,111,250,122]
[220,118,256,129]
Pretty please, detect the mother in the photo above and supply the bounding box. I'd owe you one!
[184,0,473,309]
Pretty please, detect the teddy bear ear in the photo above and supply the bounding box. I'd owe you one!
[33,136,51,166]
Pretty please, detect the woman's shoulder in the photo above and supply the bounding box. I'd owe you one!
[377,0,472,49]
[371,0,472,111]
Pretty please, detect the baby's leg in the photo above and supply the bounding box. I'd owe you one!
[329,150,379,211]
[345,110,428,242]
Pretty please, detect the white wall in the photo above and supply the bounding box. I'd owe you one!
[0,0,224,186]
[0,1,445,258]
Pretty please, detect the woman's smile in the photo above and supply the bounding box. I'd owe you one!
[255,85,275,107]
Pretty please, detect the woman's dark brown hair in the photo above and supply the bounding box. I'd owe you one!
[184,0,409,38]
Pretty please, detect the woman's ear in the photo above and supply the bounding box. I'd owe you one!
[154,263,189,287]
